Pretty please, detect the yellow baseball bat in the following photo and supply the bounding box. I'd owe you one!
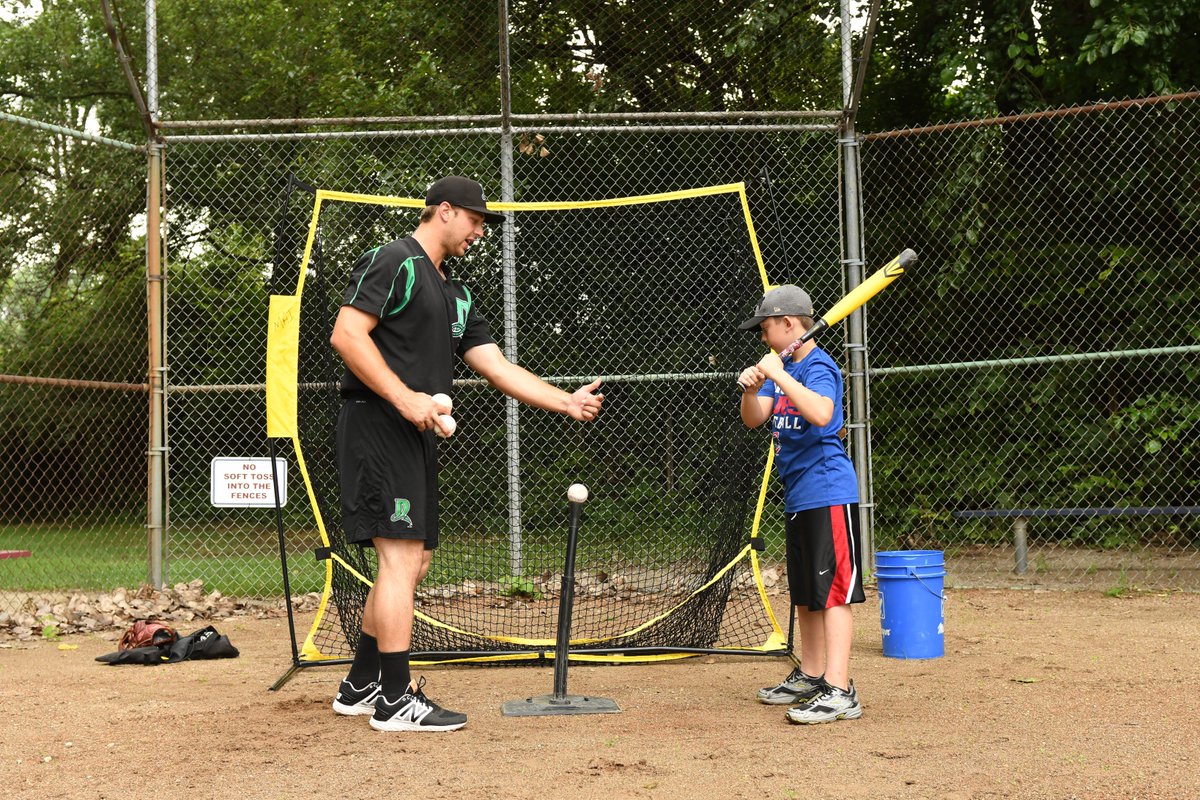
[778,248,916,358]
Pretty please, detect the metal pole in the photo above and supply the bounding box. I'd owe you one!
[145,0,158,119]
[498,0,523,578]
[146,141,165,587]
[145,0,165,587]
[841,0,854,108]
[156,109,841,130]
[839,0,875,569]
[1013,517,1029,574]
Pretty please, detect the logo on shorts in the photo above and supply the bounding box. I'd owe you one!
[390,498,413,527]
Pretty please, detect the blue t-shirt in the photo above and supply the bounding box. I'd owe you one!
[757,347,860,512]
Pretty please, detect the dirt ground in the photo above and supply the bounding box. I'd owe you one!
[2,587,1198,800]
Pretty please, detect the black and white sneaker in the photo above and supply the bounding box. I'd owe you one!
[785,680,862,724]
[757,666,826,705]
[369,677,467,732]
[332,678,381,716]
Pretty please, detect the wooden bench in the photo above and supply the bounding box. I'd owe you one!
[950,507,1200,574]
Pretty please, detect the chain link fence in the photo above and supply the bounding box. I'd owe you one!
[0,113,149,601]
[1,0,853,631]
[3,3,1197,629]
[163,127,842,660]
[147,0,858,636]
[861,93,1200,591]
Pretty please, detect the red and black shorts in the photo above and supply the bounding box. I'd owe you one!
[336,395,439,550]
[785,503,865,610]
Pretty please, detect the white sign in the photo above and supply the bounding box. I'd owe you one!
[210,458,287,507]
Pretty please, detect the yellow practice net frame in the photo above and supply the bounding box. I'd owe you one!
[266,182,788,667]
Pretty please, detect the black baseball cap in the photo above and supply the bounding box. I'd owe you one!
[425,176,504,224]
[738,284,814,329]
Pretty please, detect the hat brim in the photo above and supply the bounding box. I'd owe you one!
[461,204,505,224]
[738,315,767,331]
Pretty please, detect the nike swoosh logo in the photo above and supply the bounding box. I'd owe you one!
[818,569,830,575]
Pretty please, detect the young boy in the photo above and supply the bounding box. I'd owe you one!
[736,284,865,724]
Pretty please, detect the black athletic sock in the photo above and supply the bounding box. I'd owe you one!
[345,632,380,684]
[379,650,412,701]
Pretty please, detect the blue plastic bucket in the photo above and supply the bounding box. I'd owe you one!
[875,550,945,659]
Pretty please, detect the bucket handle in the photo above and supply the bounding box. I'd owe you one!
[907,567,945,600]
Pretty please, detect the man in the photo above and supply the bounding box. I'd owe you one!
[329,176,603,732]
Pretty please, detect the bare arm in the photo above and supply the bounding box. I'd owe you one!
[462,342,603,421]
[754,352,834,427]
[736,365,774,427]
[329,305,444,432]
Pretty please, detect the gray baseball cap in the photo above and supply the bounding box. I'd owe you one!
[738,284,814,330]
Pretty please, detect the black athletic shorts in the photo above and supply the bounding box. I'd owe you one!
[336,395,439,550]
[785,503,865,610]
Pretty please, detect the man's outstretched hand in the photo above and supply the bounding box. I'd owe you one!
[567,377,604,421]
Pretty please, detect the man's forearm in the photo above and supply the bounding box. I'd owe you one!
[336,337,410,405]
[483,360,570,413]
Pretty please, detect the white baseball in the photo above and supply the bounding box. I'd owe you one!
[431,393,453,413]
[436,414,457,438]
[567,483,589,504]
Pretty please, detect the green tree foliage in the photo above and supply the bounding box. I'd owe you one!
[857,2,1199,549]
[0,1,143,295]
[151,0,501,119]
[861,86,1199,548]
[509,0,843,112]
[861,0,1200,126]
[2,0,1198,535]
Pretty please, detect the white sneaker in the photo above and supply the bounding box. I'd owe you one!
[757,666,826,705]
[785,680,862,724]
[332,678,381,716]
[369,677,467,732]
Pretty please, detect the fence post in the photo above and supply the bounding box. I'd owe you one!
[1013,517,1029,574]
[145,0,165,588]
[498,0,524,578]
[146,140,166,589]
[839,0,874,571]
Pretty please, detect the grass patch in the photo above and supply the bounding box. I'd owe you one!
[168,555,325,596]
[0,524,147,592]
[2,510,757,598]
[1104,567,1131,598]
[0,524,322,596]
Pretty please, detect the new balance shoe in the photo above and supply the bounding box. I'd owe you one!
[757,666,826,705]
[785,680,862,724]
[332,678,381,716]
[370,677,467,732]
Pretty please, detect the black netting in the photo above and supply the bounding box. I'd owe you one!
[284,186,781,662]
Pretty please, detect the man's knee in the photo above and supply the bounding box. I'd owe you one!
[374,538,428,580]
[416,550,433,584]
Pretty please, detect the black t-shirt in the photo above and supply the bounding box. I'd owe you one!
[338,236,494,397]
